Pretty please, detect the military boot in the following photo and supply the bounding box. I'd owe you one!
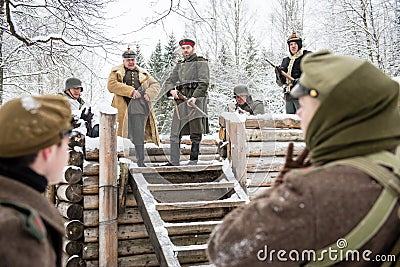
[187,143,200,165]
[135,144,146,167]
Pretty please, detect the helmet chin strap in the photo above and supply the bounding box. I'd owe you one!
[67,89,79,100]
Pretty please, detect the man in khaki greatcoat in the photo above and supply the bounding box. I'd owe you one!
[207,50,400,266]
[107,46,160,167]
[0,95,72,267]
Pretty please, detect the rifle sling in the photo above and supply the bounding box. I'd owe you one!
[304,155,400,267]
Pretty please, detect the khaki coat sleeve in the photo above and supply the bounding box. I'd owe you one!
[107,68,135,98]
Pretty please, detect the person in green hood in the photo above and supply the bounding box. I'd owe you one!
[207,50,400,267]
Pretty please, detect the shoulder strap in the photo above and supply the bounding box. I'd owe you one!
[304,153,400,267]
[0,200,47,242]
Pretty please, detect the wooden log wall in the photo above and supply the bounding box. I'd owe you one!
[58,132,87,267]
[220,113,305,200]
[81,135,222,267]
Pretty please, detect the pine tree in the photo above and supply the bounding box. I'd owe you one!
[135,44,148,69]
[148,40,164,81]
[242,34,258,78]
[163,32,179,69]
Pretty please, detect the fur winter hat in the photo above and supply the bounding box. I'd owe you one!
[287,32,302,51]
[0,95,72,157]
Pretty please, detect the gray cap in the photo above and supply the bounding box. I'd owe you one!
[233,84,250,96]
[65,77,83,92]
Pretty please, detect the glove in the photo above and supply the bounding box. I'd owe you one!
[275,66,283,76]
[275,66,285,86]
[80,107,94,123]
[273,142,310,187]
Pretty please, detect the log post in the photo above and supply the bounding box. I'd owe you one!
[223,112,247,191]
[98,109,118,267]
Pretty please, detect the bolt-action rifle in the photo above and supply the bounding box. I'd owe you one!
[265,58,295,82]
[175,89,207,117]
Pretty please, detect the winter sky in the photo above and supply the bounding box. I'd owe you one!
[105,0,274,60]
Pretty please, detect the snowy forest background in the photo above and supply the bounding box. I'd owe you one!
[0,0,399,134]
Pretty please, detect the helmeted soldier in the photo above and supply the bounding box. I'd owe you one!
[63,77,99,137]
[107,45,161,167]
[163,38,210,166]
[233,84,265,115]
[207,50,400,266]
[275,32,312,114]
[0,95,72,267]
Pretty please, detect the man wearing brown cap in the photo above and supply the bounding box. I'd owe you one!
[164,38,210,166]
[207,50,400,266]
[275,32,312,114]
[107,46,160,167]
[0,95,72,266]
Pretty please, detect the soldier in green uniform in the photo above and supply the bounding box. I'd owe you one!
[0,95,72,267]
[233,84,265,115]
[164,38,210,166]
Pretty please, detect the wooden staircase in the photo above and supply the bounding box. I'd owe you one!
[128,162,249,267]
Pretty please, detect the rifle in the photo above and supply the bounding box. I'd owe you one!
[265,57,295,82]
[175,89,208,117]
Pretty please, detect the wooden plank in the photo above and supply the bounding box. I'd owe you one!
[174,244,208,252]
[144,145,217,156]
[82,238,154,260]
[83,192,137,210]
[129,172,182,267]
[86,254,160,267]
[152,188,232,203]
[247,172,278,187]
[165,221,221,236]
[246,141,305,157]
[246,156,285,172]
[147,182,234,191]
[130,162,223,174]
[83,161,99,176]
[155,199,246,211]
[219,113,301,129]
[84,224,149,243]
[246,128,304,142]
[144,154,218,163]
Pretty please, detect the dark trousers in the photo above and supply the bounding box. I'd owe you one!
[128,114,147,145]
[285,94,300,114]
[128,114,147,165]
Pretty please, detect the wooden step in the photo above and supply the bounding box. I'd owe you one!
[155,199,246,211]
[165,221,222,235]
[131,162,223,173]
[174,244,208,253]
[147,182,235,191]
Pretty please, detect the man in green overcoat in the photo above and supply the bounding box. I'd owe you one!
[164,38,210,166]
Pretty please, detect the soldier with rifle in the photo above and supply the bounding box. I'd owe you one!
[164,38,210,166]
[275,32,312,114]
[207,50,400,266]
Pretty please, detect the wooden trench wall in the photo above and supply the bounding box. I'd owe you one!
[55,111,221,267]
[53,112,304,266]
[220,112,305,199]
